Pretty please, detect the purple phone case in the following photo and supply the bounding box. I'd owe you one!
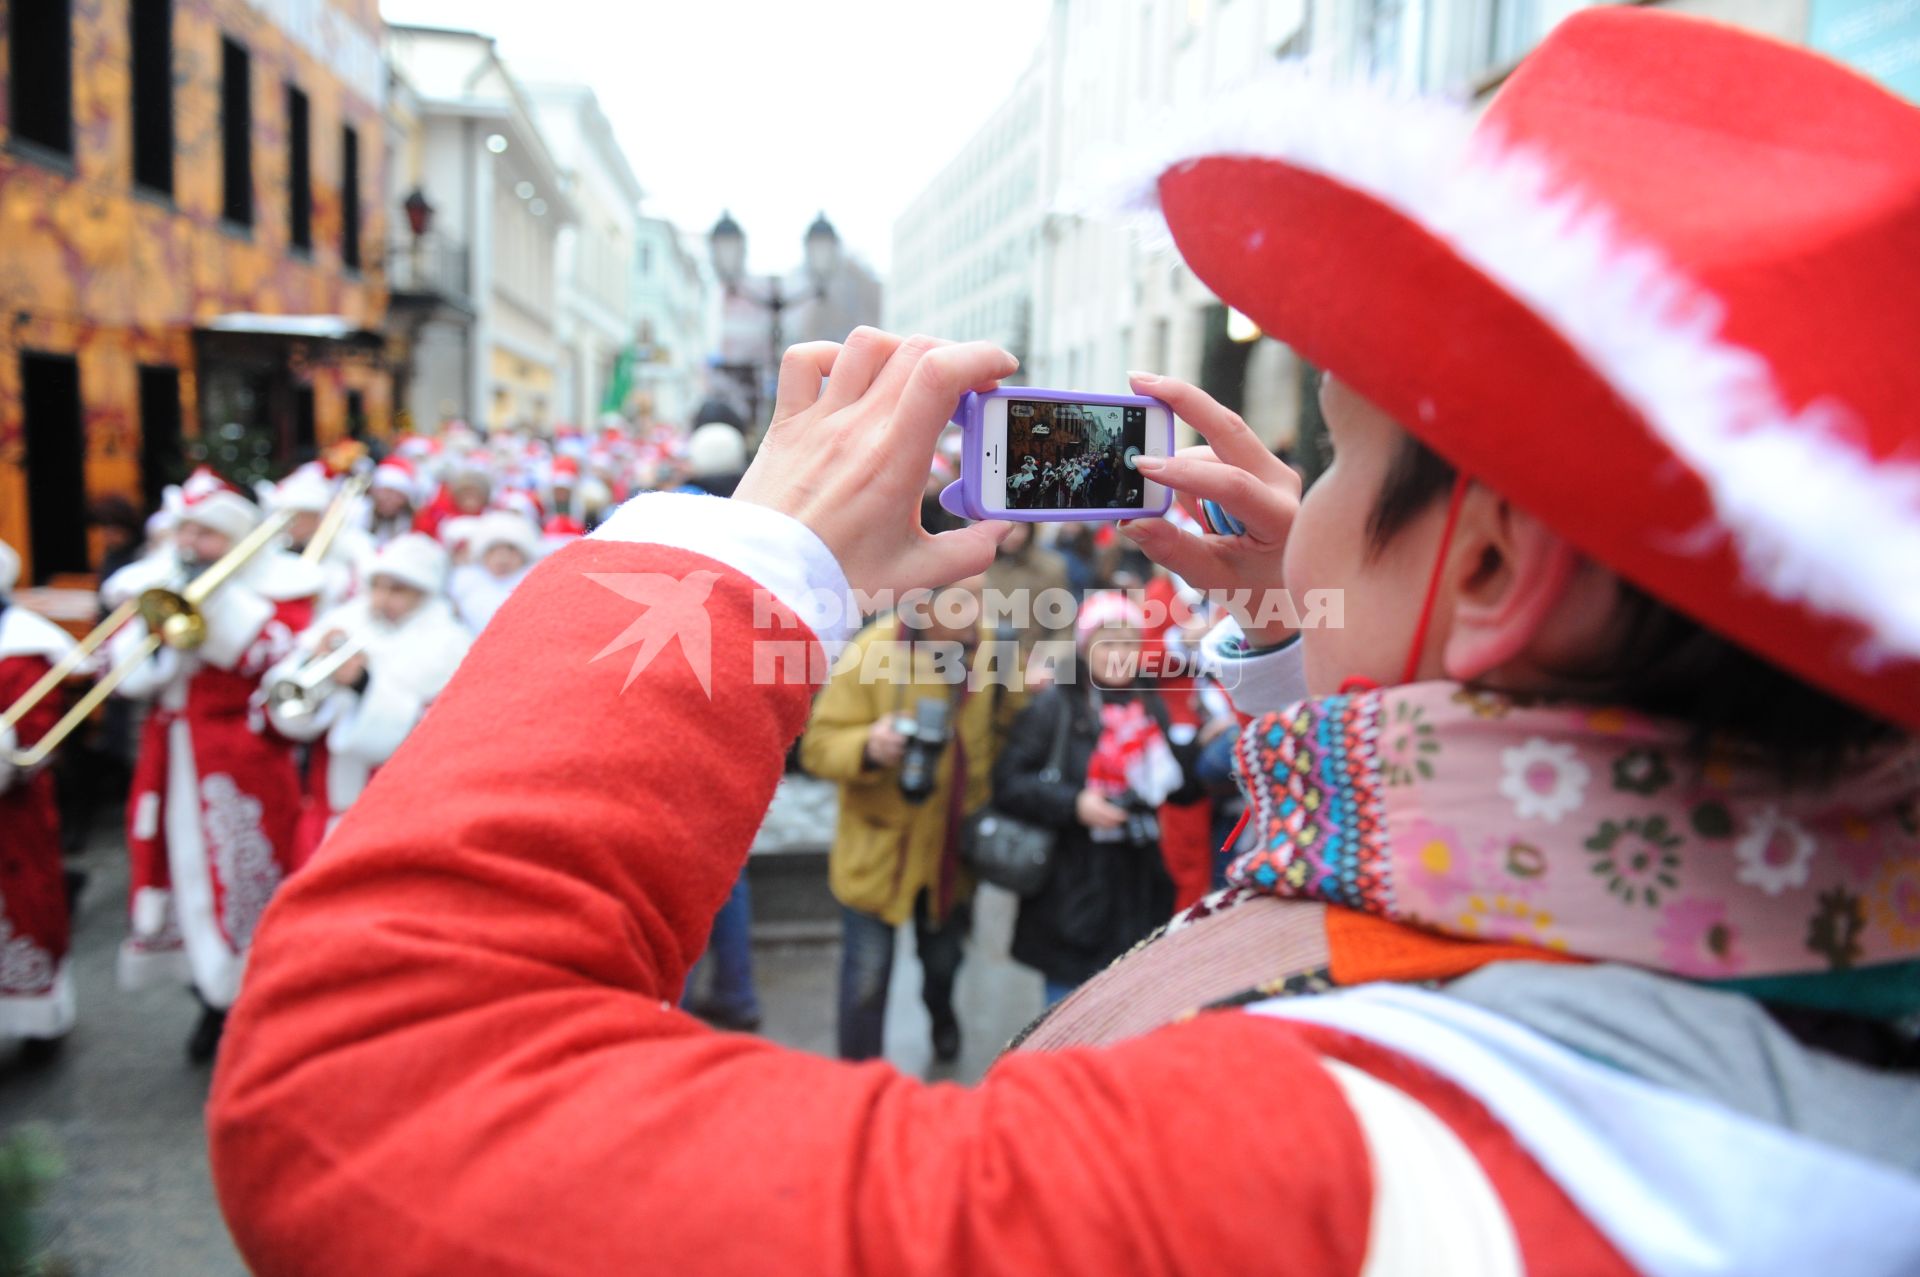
[937,388,1174,523]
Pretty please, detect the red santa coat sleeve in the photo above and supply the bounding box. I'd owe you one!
[207,494,1376,1277]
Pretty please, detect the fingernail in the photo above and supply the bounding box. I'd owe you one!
[1127,370,1160,384]
[1131,455,1165,471]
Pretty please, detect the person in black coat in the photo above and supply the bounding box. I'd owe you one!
[992,595,1201,1004]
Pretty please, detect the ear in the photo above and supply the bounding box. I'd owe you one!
[1440,495,1577,682]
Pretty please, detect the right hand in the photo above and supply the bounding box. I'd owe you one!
[1075,789,1129,831]
[1118,373,1302,649]
[863,717,908,769]
[734,328,1018,598]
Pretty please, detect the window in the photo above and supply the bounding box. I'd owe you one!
[10,0,73,157]
[341,124,360,268]
[220,37,252,226]
[638,244,651,276]
[286,84,311,250]
[131,0,173,194]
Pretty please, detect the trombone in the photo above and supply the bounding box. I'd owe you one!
[265,634,367,725]
[300,471,371,566]
[2,508,295,771]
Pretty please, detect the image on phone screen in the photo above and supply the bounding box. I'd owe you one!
[1005,401,1148,510]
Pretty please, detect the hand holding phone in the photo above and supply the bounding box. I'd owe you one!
[1115,372,1302,648]
[939,388,1175,522]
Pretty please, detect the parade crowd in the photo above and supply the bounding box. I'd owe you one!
[1,408,1246,1068]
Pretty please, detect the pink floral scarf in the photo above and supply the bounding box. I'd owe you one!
[1228,683,1920,987]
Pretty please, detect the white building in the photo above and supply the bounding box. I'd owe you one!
[386,25,574,432]
[628,217,713,428]
[527,84,644,430]
[886,60,1047,365]
[892,0,1824,455]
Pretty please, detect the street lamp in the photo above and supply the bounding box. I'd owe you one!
[804,210,842,284]
[706,210,838,431]
[708,210,746,286]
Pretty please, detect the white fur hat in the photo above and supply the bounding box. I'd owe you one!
[439,516,485,553]
[687,423,747,479]
[272,466,335,515]
[0,540,19,596]
[176,468,260,541]
[369,533,449,596]
[471,510,541,563]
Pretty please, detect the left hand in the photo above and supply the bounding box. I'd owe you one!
[734,327,1017,597]
[333,652,369,689]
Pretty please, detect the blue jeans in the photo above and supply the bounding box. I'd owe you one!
[837,891,966,1061]
[686,871,759,1020]
[1043,978,1077,1008]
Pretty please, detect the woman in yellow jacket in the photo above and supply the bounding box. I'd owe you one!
[800,586,1024,1063]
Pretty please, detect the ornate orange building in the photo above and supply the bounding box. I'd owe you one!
[0,0,391,583]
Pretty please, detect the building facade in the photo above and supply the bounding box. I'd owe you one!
[527,83,641,429]
[385,24,572,434]
[627,217,710,428]
[885,59,1046,366]
[892,0,1862,459]
[1,0,391,583]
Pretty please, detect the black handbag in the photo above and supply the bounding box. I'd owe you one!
[962,694,1075,898]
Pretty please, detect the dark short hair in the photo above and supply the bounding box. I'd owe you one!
[1366,433,1898,777]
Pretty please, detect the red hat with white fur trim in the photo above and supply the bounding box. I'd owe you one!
[1142,8,1920,730]
[177,467,261,542]
[372,456,419,501]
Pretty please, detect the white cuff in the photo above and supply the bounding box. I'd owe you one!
[1200,616,1310,716]
[590,492,857,660]
[196,586,276,670]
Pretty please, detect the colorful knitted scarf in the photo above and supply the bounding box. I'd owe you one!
[1227,683,1920,1014]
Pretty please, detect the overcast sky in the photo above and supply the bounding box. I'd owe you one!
[380,0,1053,277]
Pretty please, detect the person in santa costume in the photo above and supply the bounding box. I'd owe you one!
[264,534,470,865]
[208,12,1919,1275]
[271,465,372,611]
[110,470,320,1062]
[362,456,422,549]
[0,542,79,1052]
[448,510,540,634]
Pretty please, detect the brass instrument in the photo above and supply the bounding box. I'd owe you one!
[264,634,367,725]
[2,508,296,770]
[300,471,372,567]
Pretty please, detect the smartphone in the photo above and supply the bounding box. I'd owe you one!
[943,388,1174,522]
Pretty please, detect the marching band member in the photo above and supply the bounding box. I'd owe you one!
[413,463,491,540]
[265,534,471,863]
[363,456,422,549]
[273,466,372,611]
[109,470,321,1062]
[0,542,79,1051]
[448,511,540,634]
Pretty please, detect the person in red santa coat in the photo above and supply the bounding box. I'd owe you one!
[108,470,320,1062]
[264,534,471,864]
[208,13,1920,1276]
[0,541,79,1052]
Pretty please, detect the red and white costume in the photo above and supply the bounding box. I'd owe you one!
[448,511,540,634]
[361,457,424,549]
[111,482,320,1009]
[0,544,78,1039]
[273,466,372,611]
[265,536,471,863]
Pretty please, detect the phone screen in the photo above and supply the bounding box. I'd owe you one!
[1004,400,1149,511]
